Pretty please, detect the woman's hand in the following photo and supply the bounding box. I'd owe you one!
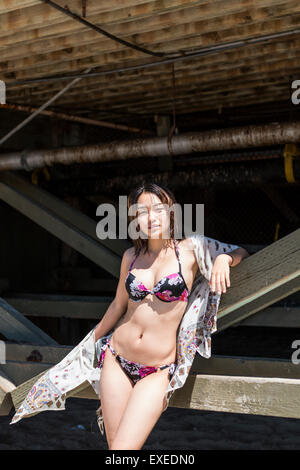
[209,254,232,294]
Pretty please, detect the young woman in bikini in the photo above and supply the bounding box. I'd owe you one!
[93,182,234,450]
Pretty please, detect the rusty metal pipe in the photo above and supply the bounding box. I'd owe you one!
[0,121,299,171]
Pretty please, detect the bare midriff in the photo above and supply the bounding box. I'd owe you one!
[110,298,188,367]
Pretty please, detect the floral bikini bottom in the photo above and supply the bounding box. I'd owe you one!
[96,338,177,385]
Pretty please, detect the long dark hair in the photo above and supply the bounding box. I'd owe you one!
[127,182,183,255]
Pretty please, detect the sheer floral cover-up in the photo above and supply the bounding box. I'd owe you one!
[10,234,241,436]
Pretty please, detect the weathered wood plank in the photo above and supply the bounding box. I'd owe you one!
[2,0,294,72]
[5,343,72,364]
[0,367,16,393]
[219,276,300,333]
[170,374,300,419]
[0,387,13,416]
[4,294,299,326]
[237,306,300,328]
[3,294,111,320]
[217,228,300,332]
[0,297,58,345]
[1,361,57,386]
[193,355,300,379]
[8,370,300,420]
[0,172,129,277]
[1,1,300,119]
[2,2,299,78]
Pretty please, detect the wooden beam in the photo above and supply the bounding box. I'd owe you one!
[0,1,38,15]
[3,2,300,78]
[193,354,300,379]
[260,185,300,226]
[0,172,130,278]
[8,368,300,420]
[1,361,58,386]
[0,297,58,345]
[4,294,299,327]
[2,1,292,71]
[2,1,300,119]
[0,0,161,36]
[0,368,16,392]
[10,370,46,413]
[237,306,300,328]
[7,35,299,99]
[5,342,71,364]
[0,367,16,416]
[169,373,300,419]
[3,294,112,320]
[216,228,300,332]
[0,388,13,416]
[5,47,300,119]
[0,0,210,49]
[20,58,289,105]
[219,275,300,332]
[64,69,291,114]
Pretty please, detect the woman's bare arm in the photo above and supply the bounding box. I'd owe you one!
[94,248,132,342]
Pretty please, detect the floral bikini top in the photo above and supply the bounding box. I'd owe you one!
[125,239,190,303]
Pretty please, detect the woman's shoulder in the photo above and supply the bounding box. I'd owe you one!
[124,246,136,260]
[177,237,199,278]
[177,236,196,250]
[177,237,196,260]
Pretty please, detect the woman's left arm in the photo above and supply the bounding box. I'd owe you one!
[210,247,250,294]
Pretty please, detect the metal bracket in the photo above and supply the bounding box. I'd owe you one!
[20,150,32,172]
[283,143,300,183]
[31,167,51,186]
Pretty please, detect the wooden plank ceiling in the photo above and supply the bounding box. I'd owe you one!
[1,0,300,124]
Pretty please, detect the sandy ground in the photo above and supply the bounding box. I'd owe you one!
[1,396,300,450]
[1,325,300,450]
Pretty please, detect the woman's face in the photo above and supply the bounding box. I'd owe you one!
[135,192,171,239]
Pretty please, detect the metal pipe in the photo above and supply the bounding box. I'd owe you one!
[0,121,299,172]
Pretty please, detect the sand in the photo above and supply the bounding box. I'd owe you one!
[1,396,300,450]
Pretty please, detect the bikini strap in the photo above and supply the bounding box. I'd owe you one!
[174,239,182,274]
[129,248,140,271]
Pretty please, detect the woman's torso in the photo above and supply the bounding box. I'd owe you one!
[111,237,198,366]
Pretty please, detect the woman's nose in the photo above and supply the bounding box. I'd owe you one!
[148,214,158,225]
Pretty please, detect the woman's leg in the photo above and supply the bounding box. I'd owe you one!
[99,344,134,448]
[110,366,171,450]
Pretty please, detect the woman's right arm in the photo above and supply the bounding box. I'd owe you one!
[94,247,132,342]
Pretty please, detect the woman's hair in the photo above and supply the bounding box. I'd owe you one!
[127,182,183,255]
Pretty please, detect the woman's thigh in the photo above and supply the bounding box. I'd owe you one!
[99,345,134,446]
[110,367,170,450]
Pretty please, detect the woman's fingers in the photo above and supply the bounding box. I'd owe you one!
[210,272,222,294]
[225,269,231,288]
[210,270,230,294]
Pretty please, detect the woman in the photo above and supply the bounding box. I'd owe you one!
[93,182,247,450]
[10,182,249,450]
